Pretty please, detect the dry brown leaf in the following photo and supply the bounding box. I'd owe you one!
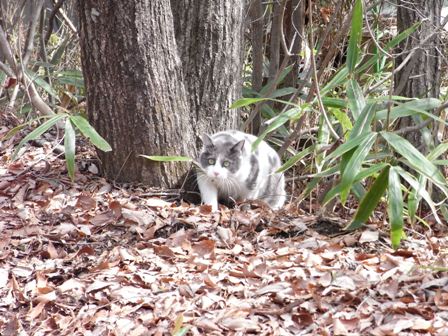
[192,239,215,258]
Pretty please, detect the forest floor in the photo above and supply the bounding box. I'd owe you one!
[1,126,448,336]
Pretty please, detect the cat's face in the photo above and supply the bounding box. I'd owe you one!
[199,135,244,181]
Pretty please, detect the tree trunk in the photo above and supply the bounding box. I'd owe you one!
[78,0,245,187]
[170,0,245,147]
[394,0,442,150]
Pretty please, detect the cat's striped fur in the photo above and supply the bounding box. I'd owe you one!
[197,130,286,211]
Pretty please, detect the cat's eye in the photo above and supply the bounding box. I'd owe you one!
[223,161,230,167]
[208,158,215,165]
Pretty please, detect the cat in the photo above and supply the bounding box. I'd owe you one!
[196,130,286,211]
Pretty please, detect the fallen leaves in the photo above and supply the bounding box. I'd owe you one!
[1,132,448,335]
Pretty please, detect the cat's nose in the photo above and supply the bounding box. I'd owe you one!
[213,171,219,177]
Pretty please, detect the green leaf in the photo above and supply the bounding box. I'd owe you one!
[140,155,192,162]
[375,98,441,121]
[428,142,448,161]
[323,162,387,205]
[388,167,404,249]
[276,145,315,173]
[321,67,349,96]
[315,116,330,171]
[355,162,388,181]
[395,166,441,224]
[355,22,420,74]
[350,103,377,139]
[253,108,302,149]
[346,79,366,119]
[25,69,60,101]
[325,132,373,162]
[407,175,426,225]
[322,97,348,109]
[339,132,377,203]
[346,165,390,230]
[64,118,76,181]
[331,109,353,136]
[259,65,294,96]
[12,114,67,160]
[270,87,296,98]
[381,132,447,191]
[347,0,363,72]
[230,97,268,109]
[55,70,85,88]
[69,116,112,152]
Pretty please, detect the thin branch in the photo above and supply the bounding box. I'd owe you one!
[0,23,17,72]
[44,0,65,45]
[309,2,340,141]
[366,22,442,95]
[395,118,432,135]
[22,0,44,68]
[50,0,77,36]
[363,4,392,59]
[0,60,14,77]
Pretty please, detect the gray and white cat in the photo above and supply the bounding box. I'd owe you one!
[197,130,286,211]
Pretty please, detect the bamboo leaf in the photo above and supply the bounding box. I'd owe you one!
[69,116,112,152]
[323,161,386,205]
[346,166,390,230]
[339,132,377,203]
[140,155,192,162]
[321,67,349,96]
[276,145,315,173]
[388,167,404,249]
[12,114,67,160]
[375,98,441,121]
[350,103,377,138]
[331,109,353,136]
[381,132,447,190]
[428,142,448,161]
[346,79,366,119]
[25,69,60,101]
[355,22,420,74]
[395,166,441,224]
[253,108,302,149]
[322,97,348,109]
[346,0,363,72]
[230,97,268,109]
[325,132,373,162]
[270,87,296,98]
[64,118,76,181]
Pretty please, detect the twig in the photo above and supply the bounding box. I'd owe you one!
[0,12,56,118]
[308,1,339,141]
[363,3,392,59]
[278,0,348,156]
[0,60,14,77]
[6,84,20,112]
[38,7,55,106]
[279,0,296,57]
[44,0,65,46]
[366,20,443,95]
[0,23,17,71]
[51,0,77,35]
[22,0,44,68]
[395,118,432,135]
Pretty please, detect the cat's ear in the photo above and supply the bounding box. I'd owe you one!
[202,134,214,148]
[231,140,245,153]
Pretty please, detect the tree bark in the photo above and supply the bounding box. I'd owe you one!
[78,0,246,187]
[394,0,442,150]
[170,0,245,147]
[78,0,193,187]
